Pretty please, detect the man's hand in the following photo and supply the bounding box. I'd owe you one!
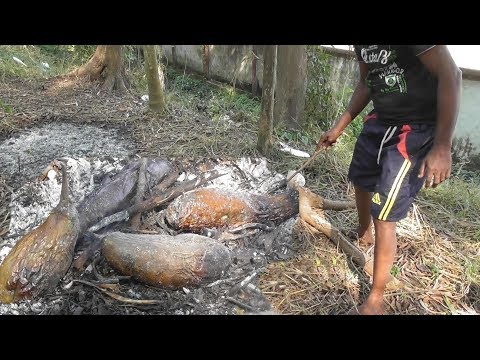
[316,128,342,151]
[418,146,452,188]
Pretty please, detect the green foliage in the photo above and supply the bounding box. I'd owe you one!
[171,71,212,97]
[348,116,364,138]
[276,127,312,146]
[304,45,371,139]
[0,45,95,80]
[465,257,480,283]
[390,264,400,278]
[419,167,480,242]
[37,45,94,63]
[226,92,260,113]
[428,263,442,280]
[123,45,144,68]
[0,99,13,113]
[304,45,337,131]
[270,46,370,151]
[161,67,260,121]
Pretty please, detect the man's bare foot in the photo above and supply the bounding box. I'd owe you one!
[348,293,384,315]
[346,226,374,246]
[356,302,384,315]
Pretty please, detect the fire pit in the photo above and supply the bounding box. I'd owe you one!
[0,156,307,315]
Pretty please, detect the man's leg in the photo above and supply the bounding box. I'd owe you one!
[355,219,397,314]
[354,186,374,245]
[348,117,384,246]
[352,123,435,315]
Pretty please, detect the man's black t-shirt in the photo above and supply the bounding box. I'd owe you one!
[353,45,437,125]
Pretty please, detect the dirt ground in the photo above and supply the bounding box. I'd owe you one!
[0,75,479,315]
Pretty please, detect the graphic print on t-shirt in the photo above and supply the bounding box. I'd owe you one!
[353,45,438,125]
[360,46,407,94]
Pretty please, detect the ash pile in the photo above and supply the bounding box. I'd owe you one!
[0,156,305,315]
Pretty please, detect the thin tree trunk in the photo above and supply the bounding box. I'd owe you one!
[202,45,211,79]
[252,45,258,96]
[144,45,166,113]
[257,45,277,156]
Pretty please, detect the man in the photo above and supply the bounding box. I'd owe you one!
[317,45,462,315]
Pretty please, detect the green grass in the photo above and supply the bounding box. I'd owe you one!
[418,169,480,241]
[130,66,261,123]
[465,257,480,283]
[390,264,400,278]
[0,45,95,81]
[421,176,480,218]
[0,99,13,113]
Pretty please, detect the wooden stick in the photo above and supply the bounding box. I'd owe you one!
[73,279,161,305]
[286,148,323,183]
[152,168,182,195]
[226,296,256,312]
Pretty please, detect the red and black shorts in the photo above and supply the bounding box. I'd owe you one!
[348,112,435,222]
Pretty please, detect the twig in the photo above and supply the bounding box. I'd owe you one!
[73,279,161,305]
[239,271,258,288]
[285,148,323,183]
[231,162,253,186]
[226,296,256,312]
[91,256,106,282]
[91,256,131,285]
[152,167,182,194]
[205,275,243,288]
[87,211,128,233]
[229,271,258,296]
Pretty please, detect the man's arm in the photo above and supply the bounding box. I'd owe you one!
[317,61,370,150]
[417,45,462,187]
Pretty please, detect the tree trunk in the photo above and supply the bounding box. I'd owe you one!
[69,45,129,93]
[257,45,277,156]
[144,45,166,113]
[202,45,211,79]
[273,45,308,129]
[251,45,259,96]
